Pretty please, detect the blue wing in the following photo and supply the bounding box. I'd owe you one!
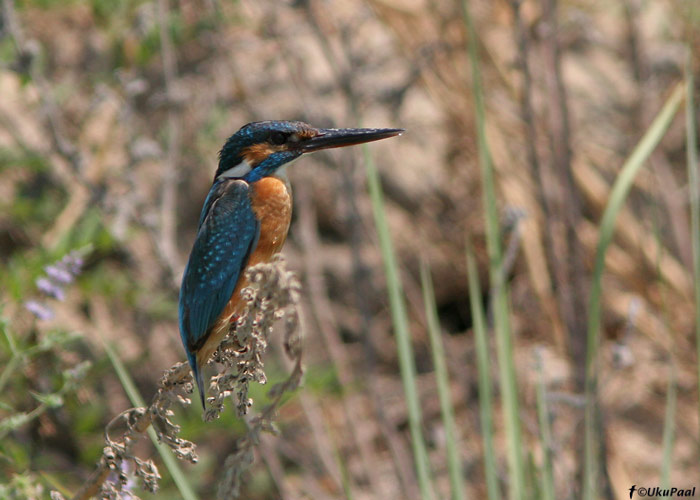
[178,179,260,357]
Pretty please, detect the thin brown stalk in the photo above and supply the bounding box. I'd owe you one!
[273,24,408,494]
[300,2,420,496]
[540,0,588,386]
[274,440,343,500]
[296,179,388,495]
[509,0,562,336]
[156,0,184,284]
[269,20,391,493]
[257,432,292,499]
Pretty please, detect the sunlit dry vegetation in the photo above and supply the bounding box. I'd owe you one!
[0,0,698,498]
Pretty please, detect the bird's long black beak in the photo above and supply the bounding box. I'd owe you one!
[300,127,404,153]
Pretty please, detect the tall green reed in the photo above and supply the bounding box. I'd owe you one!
[534,351,555,500]
[582,83,685,500]
[363,145,436,500]
[660,366,677,489]
[421,260,467,500]
[684,50,700,452]
[460,2,525,498]
[466,246,500,500]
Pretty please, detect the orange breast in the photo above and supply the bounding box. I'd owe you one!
[248,176,293,265]
[196,176,292,367]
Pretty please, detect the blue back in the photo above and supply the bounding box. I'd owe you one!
[178,178,260,359]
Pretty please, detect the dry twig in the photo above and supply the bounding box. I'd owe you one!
[66,257,304,500]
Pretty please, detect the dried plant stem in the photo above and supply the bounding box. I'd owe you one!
[69,258,304,500]
[509,0,566,353]
[217,346,303,499]
[71,363,194,500]
[540,0,588,387]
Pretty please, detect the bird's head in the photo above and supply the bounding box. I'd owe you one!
[215,120,403,182]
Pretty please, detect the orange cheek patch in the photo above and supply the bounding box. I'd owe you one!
[242,143,282,166]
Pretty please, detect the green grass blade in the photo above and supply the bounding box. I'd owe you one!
[685,49,700,452]
[103,342,199,500]
[338,449,355,500]
[420,259,467,500]
[660,365,676,489]
[328,424,355,500]
[363,144,436,500]
[582,82,685,500]
[466,247,500,500]
[460,2,525,498]
[0,325,21,394]
[534,351,555,500]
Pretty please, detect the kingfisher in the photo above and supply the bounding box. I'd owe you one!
[178,120,403,407]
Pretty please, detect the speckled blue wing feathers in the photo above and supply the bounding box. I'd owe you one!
[178,179,259,397]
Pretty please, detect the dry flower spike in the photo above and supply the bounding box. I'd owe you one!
[67,257,303,500]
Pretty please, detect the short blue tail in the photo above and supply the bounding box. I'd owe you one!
[187,353,206,409]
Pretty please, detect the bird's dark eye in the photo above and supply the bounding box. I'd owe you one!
[269,131,288,145]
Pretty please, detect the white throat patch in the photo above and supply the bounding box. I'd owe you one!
[219,159,252,179]
[275,155,301,181]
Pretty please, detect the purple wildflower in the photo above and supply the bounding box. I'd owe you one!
[44,264,74,285]
[63,252,84,276]
[36,277,66,301]
[25,300,55,321]
[24,248,88,321]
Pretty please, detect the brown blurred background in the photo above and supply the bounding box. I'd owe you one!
[1,0,699,498]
